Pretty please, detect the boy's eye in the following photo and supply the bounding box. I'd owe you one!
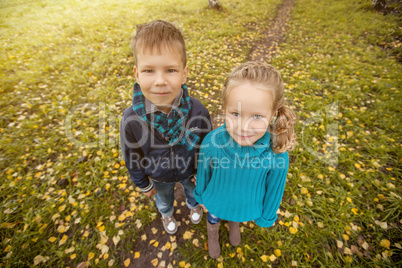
[231,112,240,117]
[143,69,153,73]
[167,69,177,73]
[253,115,262,119]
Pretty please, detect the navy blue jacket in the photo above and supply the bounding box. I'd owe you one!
[120,97,211,192]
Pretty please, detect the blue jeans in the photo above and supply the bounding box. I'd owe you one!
[207,212,221,224]
[152,177,199,218]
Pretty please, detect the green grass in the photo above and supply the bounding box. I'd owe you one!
[0,0,282,267]
[1,0,401,267]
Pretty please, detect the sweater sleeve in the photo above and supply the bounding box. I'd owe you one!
[120,112,153,192]
[193,144,212,205]
[255,152,289,227]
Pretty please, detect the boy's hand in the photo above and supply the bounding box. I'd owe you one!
[144,188,157,197]
[201,204,208,213]
[191,175,197,185]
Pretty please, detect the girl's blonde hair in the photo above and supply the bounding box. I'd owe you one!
[222,61,296,153]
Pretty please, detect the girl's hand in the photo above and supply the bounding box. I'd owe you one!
[191,175,197,185]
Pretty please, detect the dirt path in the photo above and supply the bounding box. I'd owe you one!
[249,0,296,62]
[129,1,295,267]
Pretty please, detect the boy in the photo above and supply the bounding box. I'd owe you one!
[120,20,211,235]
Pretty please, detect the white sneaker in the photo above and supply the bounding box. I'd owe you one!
[162,215,178,235]
[190,206,203,224]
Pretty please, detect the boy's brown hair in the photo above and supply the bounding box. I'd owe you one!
[130,20,187,67]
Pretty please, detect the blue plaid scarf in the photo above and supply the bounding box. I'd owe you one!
[132,83,200,150]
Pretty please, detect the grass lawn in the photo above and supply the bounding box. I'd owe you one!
[1,0,401,267]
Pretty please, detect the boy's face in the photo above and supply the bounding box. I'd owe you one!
[134,45,188,114]
[225,82,274,146]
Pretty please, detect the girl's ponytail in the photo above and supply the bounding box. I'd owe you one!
[269,105,296,154]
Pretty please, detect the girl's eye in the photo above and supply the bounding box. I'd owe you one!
[253,115,262,119]
[167,69,176,73]
[231,112,240,117]
[143,70,153,73]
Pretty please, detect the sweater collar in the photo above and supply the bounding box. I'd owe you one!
[213,123,271,161]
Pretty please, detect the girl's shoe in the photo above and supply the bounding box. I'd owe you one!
[162,215,178,235]
[207,220,221,259]
[228,221,241,246]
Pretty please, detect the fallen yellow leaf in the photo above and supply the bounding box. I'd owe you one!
[289,227,298,234]
[274,249,282,257]
[88,252,95,261]
[33,255,49,265]
[171,242,177,251]
[354,163,361,169]
[183,231,193,240]
[260,255,269,262]
[113,235,120,246]
[380,239,390,249]
[59,235,68,246]
[151,258,158,267]
[124,258,130,267]
[83,230,89,238]
[65,246,75,254]
[57,225,70,233]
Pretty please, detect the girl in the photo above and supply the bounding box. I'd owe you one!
[194,61,296,259]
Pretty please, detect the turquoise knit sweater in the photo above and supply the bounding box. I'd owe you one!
[194,124,289,227]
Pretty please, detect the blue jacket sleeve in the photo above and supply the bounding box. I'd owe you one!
[193,144,212,205]
[255,152,289,227]
[193,102,212,171]
[120,113,153,192]
[199,109,212,142]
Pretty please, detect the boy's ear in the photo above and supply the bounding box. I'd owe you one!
[133,66,139,81]
[181,66,189,84]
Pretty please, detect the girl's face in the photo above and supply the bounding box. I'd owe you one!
[225,82,274,146]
